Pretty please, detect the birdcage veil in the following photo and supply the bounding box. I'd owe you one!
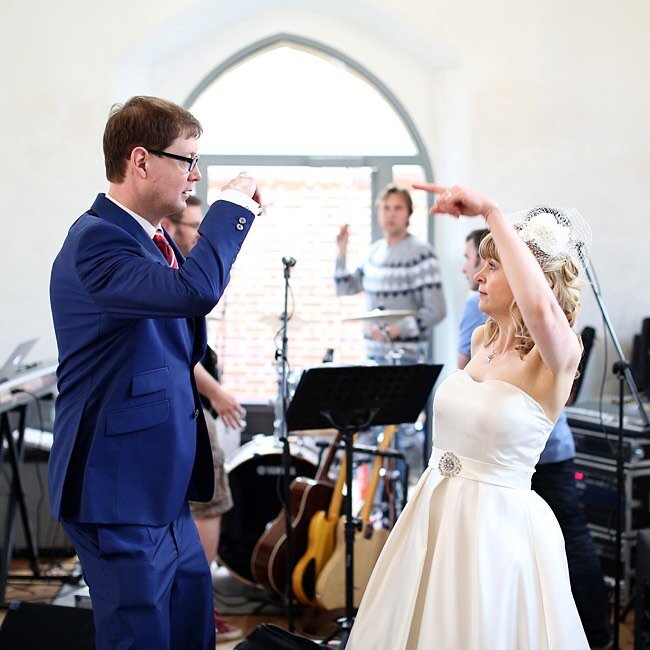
[508,206,592,267]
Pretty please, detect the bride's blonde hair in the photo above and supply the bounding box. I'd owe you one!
[478,233,582,358]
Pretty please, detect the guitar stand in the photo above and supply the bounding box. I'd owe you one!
[286,364,442,648]
[314,441,410,515]
[320,419,373,648]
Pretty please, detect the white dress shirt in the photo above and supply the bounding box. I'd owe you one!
[105,190,260,240]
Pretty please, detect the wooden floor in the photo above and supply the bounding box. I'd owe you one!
[0,558,636,648]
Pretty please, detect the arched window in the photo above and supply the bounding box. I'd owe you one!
[187,37,434,403]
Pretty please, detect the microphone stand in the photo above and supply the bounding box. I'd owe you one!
[578,246,649,650]
[279,256,296,631]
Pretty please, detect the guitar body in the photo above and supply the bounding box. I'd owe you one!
[251,477,333,595]
[292,509,340,605]
[315,425,397,610]
[314,517,389,610]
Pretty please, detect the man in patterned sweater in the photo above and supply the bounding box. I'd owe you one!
[335,184,446,364]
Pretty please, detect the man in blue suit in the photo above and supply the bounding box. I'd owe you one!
[49,96,260,649]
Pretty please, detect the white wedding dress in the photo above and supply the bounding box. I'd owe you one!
[347,369,589,650]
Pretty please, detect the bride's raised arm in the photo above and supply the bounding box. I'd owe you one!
[413,183,581,376]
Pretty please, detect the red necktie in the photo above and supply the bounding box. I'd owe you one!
[153,231,178,269]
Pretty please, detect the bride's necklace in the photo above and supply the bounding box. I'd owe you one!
[484,342,515,363]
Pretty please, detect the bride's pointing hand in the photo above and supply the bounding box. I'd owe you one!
[412,183,498,219]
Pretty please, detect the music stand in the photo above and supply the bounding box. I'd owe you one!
[287,363,442,648]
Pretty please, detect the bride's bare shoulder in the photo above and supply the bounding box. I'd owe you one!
[470,325,486,358]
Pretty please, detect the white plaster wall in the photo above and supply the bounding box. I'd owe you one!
[1,0,648,398]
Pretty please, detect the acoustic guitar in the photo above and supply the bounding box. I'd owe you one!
[314,425,397,610]
[291,446,349,606]
[251,431,342,596]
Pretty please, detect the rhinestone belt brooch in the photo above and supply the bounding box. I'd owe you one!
[438,451,462,477]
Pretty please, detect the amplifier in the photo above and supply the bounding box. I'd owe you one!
[574,457,650,532]
[566,401,650,437]
[635,529,650,650]
[588,525,636,604]
[572,426,650,466]
[568,407,650,465]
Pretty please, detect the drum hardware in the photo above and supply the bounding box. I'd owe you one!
[278,254,298,631]
[259,313,312,330]
[272,364,302,437]
[342,308,417,366]
[342,308,417,322]
[377,324,405,366]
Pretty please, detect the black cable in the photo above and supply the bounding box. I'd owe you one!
[586,265,618,539]
[586,260,617,456]
[276,473,289,510]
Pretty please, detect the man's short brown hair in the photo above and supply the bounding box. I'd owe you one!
[103,96,203,183]
[377,184,414,216]
[466,228,490,252]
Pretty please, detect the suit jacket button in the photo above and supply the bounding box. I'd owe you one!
[238,217,247,224]
[192,409,200,419]
[236,224,244,231]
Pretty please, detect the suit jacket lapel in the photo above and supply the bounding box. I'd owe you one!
[90,194,207,355]
[90,194,166,264]
[162,226,207,358]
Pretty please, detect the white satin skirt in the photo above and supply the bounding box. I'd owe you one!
[346,448,589,650]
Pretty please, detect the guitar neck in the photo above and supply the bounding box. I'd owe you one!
[358,425,398,524]
[326,442,350,521]
[314,429,344,482]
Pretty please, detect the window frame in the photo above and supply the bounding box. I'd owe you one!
[186,34,437,461]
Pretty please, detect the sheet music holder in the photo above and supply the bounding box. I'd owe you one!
[287,364,442,432]
[286,363,442,648]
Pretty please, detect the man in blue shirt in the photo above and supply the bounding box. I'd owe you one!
[458,229,611,649]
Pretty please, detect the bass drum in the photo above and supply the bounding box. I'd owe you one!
[218,434,320,585]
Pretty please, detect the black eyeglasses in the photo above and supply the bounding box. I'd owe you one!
[149,149,200,173]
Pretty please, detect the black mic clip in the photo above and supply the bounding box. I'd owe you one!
[282,256,297,268]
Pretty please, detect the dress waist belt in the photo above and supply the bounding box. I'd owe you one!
[429,446,533,491]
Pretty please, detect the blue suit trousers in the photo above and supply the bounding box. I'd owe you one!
[62,503,214,649]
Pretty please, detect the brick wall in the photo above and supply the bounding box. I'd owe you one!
[207,165,428,403]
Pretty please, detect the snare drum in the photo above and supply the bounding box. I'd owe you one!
[217,434,319,584]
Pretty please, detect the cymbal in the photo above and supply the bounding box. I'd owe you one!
[259,313,312,329]
[343,309,416,322]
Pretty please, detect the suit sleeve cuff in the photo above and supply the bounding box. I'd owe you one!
[214,189,261,216]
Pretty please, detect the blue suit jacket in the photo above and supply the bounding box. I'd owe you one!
[49,193,254,525]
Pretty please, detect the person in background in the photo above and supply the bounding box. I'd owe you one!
[161,194,203,256]
[335,184,447,478]
[164,196,245,642]
[335,184,446,364]
[458,229,490,368]
[456,225,611,650]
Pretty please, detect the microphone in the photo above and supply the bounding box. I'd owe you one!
[282,256,297,268]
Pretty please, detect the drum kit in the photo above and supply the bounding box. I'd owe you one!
[217,307,418,589]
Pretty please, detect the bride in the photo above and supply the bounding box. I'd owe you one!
[347,184,590,649]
